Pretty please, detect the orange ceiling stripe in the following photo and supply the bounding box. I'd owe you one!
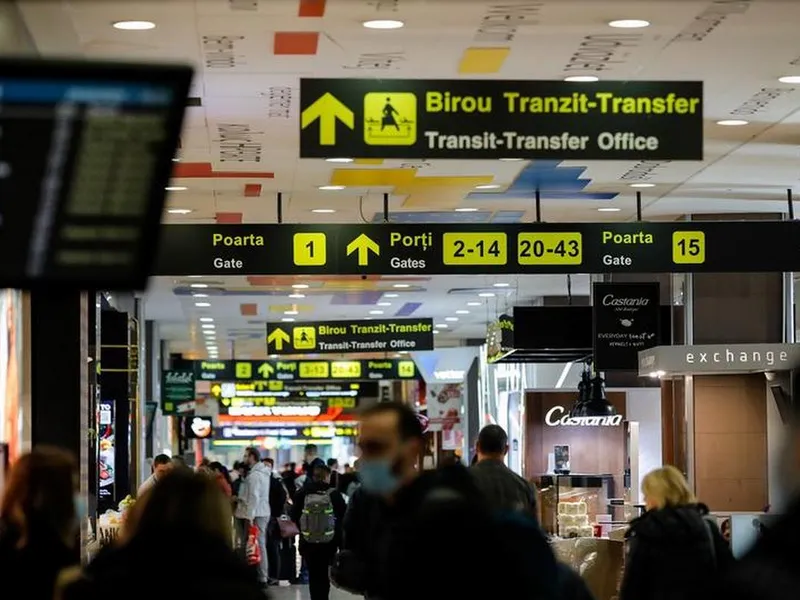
[173,162,274,179]
[216,212,243,224]
[244,183,262,197]
[240,303,258,316]
[274,32,319,55]
[298,0,326,17]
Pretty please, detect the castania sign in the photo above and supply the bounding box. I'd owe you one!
[544,405,623,427]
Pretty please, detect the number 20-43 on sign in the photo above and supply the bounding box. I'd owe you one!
[293,233,327,266]
[517,232,583,265]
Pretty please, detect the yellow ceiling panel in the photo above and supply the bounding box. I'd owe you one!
[354,158,384,165]
[269,304,315,313]
[330,168,415,187]
[458,47,510,74]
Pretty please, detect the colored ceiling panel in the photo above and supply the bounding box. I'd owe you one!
[458,47,510,74]
[331,168,415,187]
[395,302,422,317]
[173,162,274,179]
[274,32,319,55]
[330,292,383,305]
[465,161,617,201]
[244,184,262,197]
[490,210,527,223]
[216,212,243,224]
[240,303,258,316]
[298,0,326,17]
[371,211,494,224]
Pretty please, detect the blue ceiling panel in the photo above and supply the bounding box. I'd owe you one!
[373,211,494,224]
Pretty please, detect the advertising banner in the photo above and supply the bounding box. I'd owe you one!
[299,79,703,160]
[161,369,195,415]
[593,282,661,370]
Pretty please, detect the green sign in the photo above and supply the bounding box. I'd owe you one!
[155,221,800,276]
[194,358,419,382]
[299,79,703,160]
[161,370,194,414]
[266,318,434,355]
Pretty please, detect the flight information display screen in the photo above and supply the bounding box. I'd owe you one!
[0,58,192,289]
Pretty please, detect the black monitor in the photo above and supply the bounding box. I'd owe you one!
[0,58,192,289]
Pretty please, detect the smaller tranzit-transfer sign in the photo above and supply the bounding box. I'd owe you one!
[265,318,434,355]
[592,282,661,371]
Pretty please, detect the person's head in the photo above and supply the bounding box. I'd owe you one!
[312,464,331,484]
[171,455,187,470]
[244,446,261,467]
[357,401,424,496]
[476,424,509,461]
[720,518,731,542]
[123,469,232,546]
[263,457,274,470]
[641,465,696,511]
[152,454,172,479]
[304,443,318,461]
[209,461,231,483]
[0,447,79,547]
[343,463,352,473]
[327,458,339,472]
[233,461,246,476]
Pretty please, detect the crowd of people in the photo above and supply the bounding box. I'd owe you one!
[1,400,800,600]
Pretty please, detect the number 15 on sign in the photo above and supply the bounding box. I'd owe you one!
[672,231,705,264]
[293,233,327,266]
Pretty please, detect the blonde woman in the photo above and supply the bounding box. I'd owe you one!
[620,466,732,600]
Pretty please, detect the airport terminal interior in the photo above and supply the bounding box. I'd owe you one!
[5,0,800,598]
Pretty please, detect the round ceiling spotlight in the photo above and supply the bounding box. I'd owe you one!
[363,19,404,29]
[564,75,599,83]
[608,19,650,28]
[778,76,800,84]
[112,20,156,30]
[716,119,749,126]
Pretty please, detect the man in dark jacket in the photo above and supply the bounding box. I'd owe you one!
[470,424,537,516]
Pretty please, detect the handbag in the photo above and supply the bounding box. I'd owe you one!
[246,523,262,566]
[277,515,300,539]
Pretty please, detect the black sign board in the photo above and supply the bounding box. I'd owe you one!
[161,370,195,415]
[593,282,661,370]
[266,318,434,354]
[0,58,192,290]
[155,221,800,276]
[182,416,213,440]
[299,78,702,160]
[194,358,419,382]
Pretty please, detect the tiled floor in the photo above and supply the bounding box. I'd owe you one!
[270,585,358,600]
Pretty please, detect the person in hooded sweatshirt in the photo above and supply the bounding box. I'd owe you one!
[620,465,732,600]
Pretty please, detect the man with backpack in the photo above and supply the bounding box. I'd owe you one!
[290,463,346,600]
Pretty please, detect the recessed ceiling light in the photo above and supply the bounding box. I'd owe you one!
[499,158,523,162]
[195,302,211,307]
[318,185,345,191]
[165,186,187,191]
[188,275,202,278]
[203,331,215,337]
[456,310,470,315]
[292,283,309,289]
[598,207,622,212]
[467,301,482,306]
[112,20,156,30]
[435,323,449,329]
[363,19,404,29]
[284,311,299,316]
[192,293,208,298]
[433,330,439,334]
[779,76,800,84]
[455,208,479,213]
[201,324,215,329]
[608,19,650,28]
[172,158,180,162]
[445,317,459,322]
[311,208,336,214]
[270,354,278,359]
[190,283,208,289]
[393,283,410,288]
[716,119,749,126]
[475,184,500,190]
[281,317,295,322]
[377,302,392,307]
[289,293,306,299]
[206,346,218,351]
[629,183,655,188]
[167,208,192,214]
[493,282,510,288]
[325,158,353,163]
[564,75,599,83]
[369,310,384,315]
[478,292,495,298]
[384,293,399,298]
[200,317,214,323]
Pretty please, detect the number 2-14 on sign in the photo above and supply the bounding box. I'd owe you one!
[293,233,328,266]
[672,231,705,264]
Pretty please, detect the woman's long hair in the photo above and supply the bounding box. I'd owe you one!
[0,447,77,547]
[642,465,696,510]
[209,461,233,488]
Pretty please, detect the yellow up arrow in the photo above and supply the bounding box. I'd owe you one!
[346,233,380,266]
[301,92,354,145]
[257,362,275,378]
[267,327,291,351]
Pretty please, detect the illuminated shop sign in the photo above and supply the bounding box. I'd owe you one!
[216,425,358,440]
[544,405,623,427]
[638,343,800,377]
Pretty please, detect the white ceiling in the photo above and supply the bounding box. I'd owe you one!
[14,0,800,356]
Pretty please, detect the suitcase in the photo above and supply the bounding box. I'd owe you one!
[279,540,297,582]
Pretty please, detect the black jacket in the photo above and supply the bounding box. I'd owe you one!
[620,504,732,600]
[717,500,800,600]
[470,458,537,515]
[290,480,347,552]
[61,529,264,600]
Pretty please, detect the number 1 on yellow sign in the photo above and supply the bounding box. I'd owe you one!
[293,233,327,266]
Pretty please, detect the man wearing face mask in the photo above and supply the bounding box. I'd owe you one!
[717,411,800,599]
